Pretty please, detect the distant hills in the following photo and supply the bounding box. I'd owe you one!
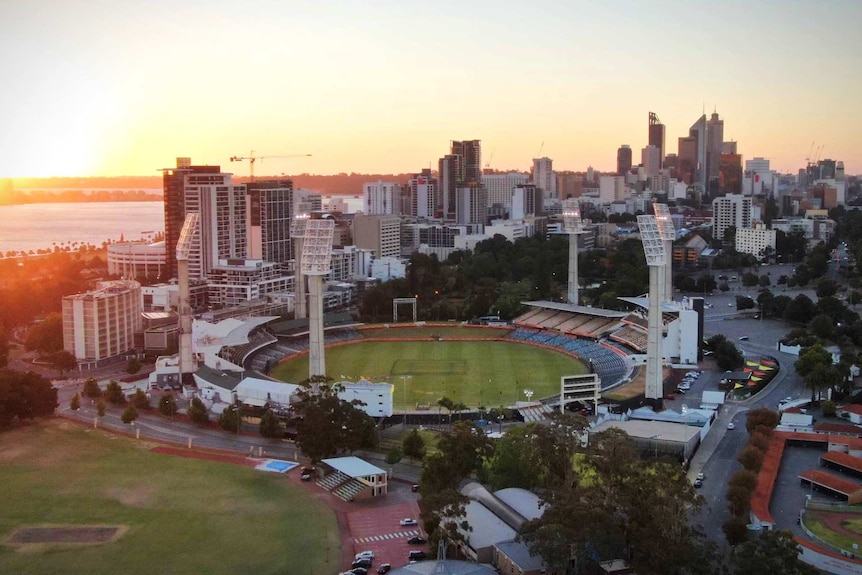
[1,173,419,204]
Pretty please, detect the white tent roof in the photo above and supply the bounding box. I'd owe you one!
[321,456,385,478]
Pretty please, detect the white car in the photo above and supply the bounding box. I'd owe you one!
[400,518,418,526]
[696,472,705,481]
[355,551,374,560]
[728,422,735,430]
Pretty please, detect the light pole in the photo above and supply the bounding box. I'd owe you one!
[524,389,534,403]
[400,375,412,426]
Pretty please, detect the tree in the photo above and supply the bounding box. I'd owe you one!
[402,429,427,460]
[809,313,835,340]
[187,396,209,425]
[47,350,77,378]
[738,445,764,472]
[795,343,832,378]
[0,330,9,368]
[745,407,779,434]
[293,379,378,462]
[259,409,282,438]
[218,403,242,433]
[385,447,403,464]
[822,400,837,417]
[805,364,843,403]
[158,393,178,417]
[130,389,150,410]
[105,380,125,405]
[82,377,101,398]
[520,428,718,575]
[784,294,817,324]
[729,469,759,492]
[816,277,839,298]
[120,404,138,424]
[24,313,63,355]
[96,398,106,417]
[70,392,80,411]
[729,530,819,575]
[722,516,749,547]
[126,357,141,374]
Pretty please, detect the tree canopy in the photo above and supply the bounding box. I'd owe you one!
[0,368,58,429]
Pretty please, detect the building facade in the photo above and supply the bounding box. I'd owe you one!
[617,145,632,176]
[352,214,402,258]
[363,180,399,215]
[483,172,530,210]
[712,194,753,240]
[736,224,777,260]
[107,241,167,279]
[246,179,294,265]
[648,112,665,168]
[531,157,556,199]
[63,280,143,366]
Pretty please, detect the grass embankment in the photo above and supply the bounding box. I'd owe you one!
[271,340,587,408]
[0,420,339,575]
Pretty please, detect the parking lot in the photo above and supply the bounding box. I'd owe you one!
[346,490,425,572]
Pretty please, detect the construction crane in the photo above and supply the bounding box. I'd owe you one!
[230,151,311,182]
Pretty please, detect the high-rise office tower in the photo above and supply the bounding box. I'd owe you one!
[677,137,697,185]
[246,179,294,265]
[706,111,724,194]
[722,141,738,155]
[648,112,665,168]
[532,157,556,200]
[161,158,246,281]
[617,145,632,175]
[642,145,661,177]
[363,180,399,215]
[689,114,707,190]
[719,154,742,195]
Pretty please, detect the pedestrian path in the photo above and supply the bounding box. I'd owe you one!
[354,530,420,544]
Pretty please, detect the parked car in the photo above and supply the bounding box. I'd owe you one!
[355,551,374,560]
[377,565,391,574]
[408,536,427,545]
[411,484,420,492]
[674,388,685,394]
[738,336,749,341]
[408,550,427,561]
[694,479,703,488]
[696,472,705,481]
[350,568,368,575]
[727,422,735,430]
[352,558,372,569]
[400,518,418,526]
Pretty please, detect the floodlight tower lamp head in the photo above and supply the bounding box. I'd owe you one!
[176,213,199,261]
[291,212,310,238]
[653,203,675,241]
[562,199,584,234]
[637,215,667,266]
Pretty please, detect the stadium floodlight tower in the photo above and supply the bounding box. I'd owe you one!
[562,198,585,305]
[301,218,335,379]
[653,203,675,303]
[176,213,200,384]
[637,214,667,405]
[290,213,310,319]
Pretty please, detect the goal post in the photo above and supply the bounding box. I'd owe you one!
[393,297,417,323]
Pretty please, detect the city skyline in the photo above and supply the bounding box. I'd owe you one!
[1,0,861,179]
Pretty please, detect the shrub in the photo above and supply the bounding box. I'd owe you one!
[82,377,101,398]
[821,400,837,418]
[386,447,403,465]
[159,393,178,417]
[105,381,125,405]
[121,405,138,424]
[70,392,80,411]
[130,389,150,410]
[259,409,282,438]
[96,398,106,417]
[187,397,209,426]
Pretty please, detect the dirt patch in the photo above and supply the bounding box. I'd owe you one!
[107,485,155,507]
[150,445,258,467]
[6,525,128,549]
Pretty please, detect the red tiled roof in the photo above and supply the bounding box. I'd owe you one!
[814,422,862,435]
[798,469,862,496]
[840,404,862,416]
[821,451,862,473]
[751,434,785,524]
[829,436,862,450]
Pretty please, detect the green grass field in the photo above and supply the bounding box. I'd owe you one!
[270,340,587,409]
[0,420,340,575]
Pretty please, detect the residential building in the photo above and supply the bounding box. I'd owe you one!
[246,179,294,265]
[439,140,482,219]
[294,188,322,215]
[599,175,626,203]
[677,136,697,186]
[363,180,399,215]
[483,172,529,210]
[532,157,556,200]
[352,214,401,258]
[712,194,752,240]
[206,259,293,307]
[161,157,228,280]
[407,169,438,218]
[648,112,665,168]
[736,223,777,261]
[456,184,488,225]
[511,184,540,219]
[63,280,143,367]
[556,171,583,199]
[617,145,632,175]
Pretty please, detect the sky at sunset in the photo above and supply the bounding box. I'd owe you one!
[1,0,860,179]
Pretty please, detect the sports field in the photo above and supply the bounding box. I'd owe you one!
[270,340,588,408]
[0,420,340,575]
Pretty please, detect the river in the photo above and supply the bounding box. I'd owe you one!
[0,201,165,255]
